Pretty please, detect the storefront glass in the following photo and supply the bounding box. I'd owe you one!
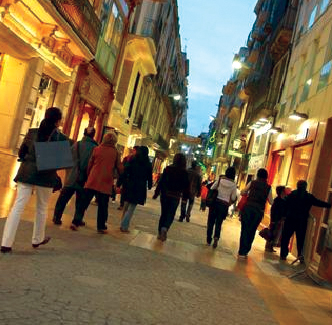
[287,143,313,190]
[31,74,57,128]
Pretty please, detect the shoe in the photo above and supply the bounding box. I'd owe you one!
[185,215,190,222]
[120,227,130,233]
[265,247,276,253]
[157,234,162,240]
[77,221,86,227]
[206,238,212,246]
[1,246,12,253]
[70,224,78,231]
[238,254,248,259]
[280,256,287,261]
[97,229,108,234]
[117,206,123,211]
[178,217,184,222]
[299,256,305,264]
[160,228,167,242]
[212,239,218,249]
[32,236,51,248]
[52,217,62,225]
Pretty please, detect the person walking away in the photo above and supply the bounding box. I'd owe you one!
[153,153,189,242]
[70,132,123,234]
[117,146,138,210]
[179,161,202,222]
[1,107,67,253]
[119,146,153,232]
[52,127,98,225]
[280,180,331,262]
[207,167,237,248]
[238,168,273,258]
[265,186,287,252]
[200,180,208,211]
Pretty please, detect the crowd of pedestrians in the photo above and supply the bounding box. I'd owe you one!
[1,107,331,265]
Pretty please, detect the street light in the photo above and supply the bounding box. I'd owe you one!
[169,94,181,101]
[289,111,308,120]
[232,60,242,70]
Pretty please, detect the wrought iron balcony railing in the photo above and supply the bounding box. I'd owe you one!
[51,0,101,54]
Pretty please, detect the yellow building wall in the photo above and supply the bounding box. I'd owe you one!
[0,55,27,149]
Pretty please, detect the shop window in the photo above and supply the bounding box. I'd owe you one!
[287,144,313,190]
[308,5,317,29]
[317,60,332,92]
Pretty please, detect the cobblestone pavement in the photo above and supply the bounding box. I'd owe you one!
[0,187,332,324]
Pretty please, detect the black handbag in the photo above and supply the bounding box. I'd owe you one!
[206,176,221,208]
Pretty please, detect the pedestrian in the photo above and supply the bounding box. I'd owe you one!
[119,146,153,232]
[265,185,287,252]
[238,168,273,259]
[179,160,202,222]
[200,180,208,211]
[52,127,98,225]
[1,107,67,253]
[117,146,139,210]
[207,167,238,248]
[70,131,123,234]
[280,180,331,262]
[153,153,189,242]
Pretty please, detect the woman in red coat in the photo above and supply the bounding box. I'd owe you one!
[70,131,123,233]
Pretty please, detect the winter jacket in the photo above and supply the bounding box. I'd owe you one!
[121,156,153,205]
[211,177,237,205]
[154,165,190,200]
[270,196,287,223]
[244,180,272,213]
[64,136,98,188]
[14,128,68,188]
[84,143,123,195]
[187,167,202,198]
[285,190,331,221]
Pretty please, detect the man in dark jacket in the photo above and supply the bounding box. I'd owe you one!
[280,180,331,262]
[179,161,202,222]
[52,127,98,225]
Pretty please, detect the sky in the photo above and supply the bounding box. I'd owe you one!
[177,0,258,136]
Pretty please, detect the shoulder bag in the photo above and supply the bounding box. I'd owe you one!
[206,176,221,208]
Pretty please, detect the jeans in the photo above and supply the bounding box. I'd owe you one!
[120,202,137,230]
[280,217,308,258]
[207,200,228,241]
[1,182,53,247]
[180,197,195,219]
[238,205,263,255]
[53,186,85,221]
[73,189,110,230]
[158,196,180,233]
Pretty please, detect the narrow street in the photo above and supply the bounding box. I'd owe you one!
[0,187,331,325]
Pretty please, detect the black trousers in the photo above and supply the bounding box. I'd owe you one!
[207,201,228,240]
[158,196,180,233]
[238,205,263,255]
[53,186,85,221]
[280,218,308,258]
[180,197,195,219]
[73,189,110,231]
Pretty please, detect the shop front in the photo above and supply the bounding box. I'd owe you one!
[63,63,113,143]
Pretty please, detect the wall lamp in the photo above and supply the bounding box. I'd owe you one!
[169,94,181,101]
[268,126,282,134]
[289,111,308,120]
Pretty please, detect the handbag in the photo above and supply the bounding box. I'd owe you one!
[206,176,221,208]
[237,194,248,211]
[259,227,272,241]
[34,130,74,171]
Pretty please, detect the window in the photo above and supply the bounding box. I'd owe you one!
[300,78,312,102]
[317,61,332,91]
[320,0,330,14]
[308,5,318,29]
[104,2,123,54]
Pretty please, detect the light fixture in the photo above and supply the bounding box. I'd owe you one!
[169,94,181,101]
[269,126,282,134]
[259,117,269,122]
[179,128,185,133]
[232,60,242,70]
[289,111,308,120]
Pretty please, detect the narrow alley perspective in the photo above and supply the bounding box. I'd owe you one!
[0,187,331,325]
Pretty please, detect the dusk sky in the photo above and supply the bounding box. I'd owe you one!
[177,0,257,136]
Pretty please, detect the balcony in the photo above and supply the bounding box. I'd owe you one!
[270,6,297,60]
[222,81,236,96]
[51,0,101,54]
[244,71,262,96]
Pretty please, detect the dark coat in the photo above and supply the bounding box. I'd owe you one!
[14,128,68,188]
[84,143,123,195]
[64,136,98,188]
[154,165,190,200]
[187,167,202,198]
[121,156,153,205]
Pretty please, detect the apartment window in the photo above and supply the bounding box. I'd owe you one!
[104,2,123,54]
[128,73,141,118]
[317,61,332,91]
[300,78,312,102]
[320,0,330,14]
[308,5,318,29]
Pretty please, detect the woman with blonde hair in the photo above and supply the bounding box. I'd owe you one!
[70,131,123,233]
